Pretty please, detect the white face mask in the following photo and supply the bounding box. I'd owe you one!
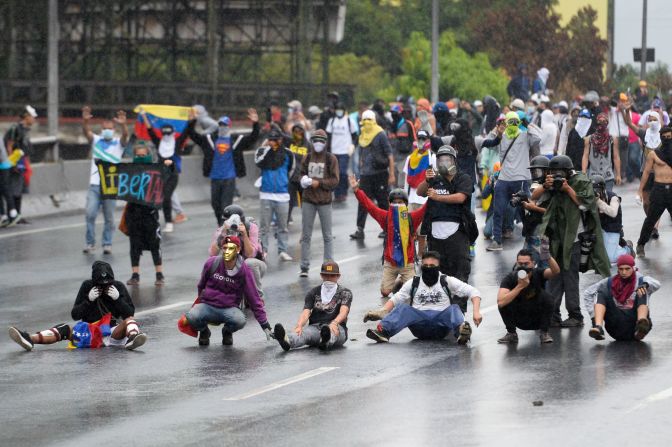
[320,281,338,303]
[101,129,114,140]
[313,142,326,153]
[218,126,231,138]
[649,121,661,132]
[335,110,345,118]
[575,117,592,138]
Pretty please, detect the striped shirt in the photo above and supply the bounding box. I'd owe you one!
[89,134,124,186]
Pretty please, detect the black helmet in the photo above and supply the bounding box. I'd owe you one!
[388,188,409,204]
[549,154,574,170]
[529,155,550,169]
[223,204,245,221]
[436,145,457,159]
[590,174,606,188]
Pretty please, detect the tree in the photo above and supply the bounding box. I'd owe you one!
[563,6,608,94]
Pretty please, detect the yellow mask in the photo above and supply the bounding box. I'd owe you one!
[222,243,239,262]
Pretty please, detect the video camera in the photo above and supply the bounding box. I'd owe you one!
[509,190,529,207]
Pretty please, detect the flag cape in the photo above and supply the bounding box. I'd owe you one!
[68,313,112,349]
[133,104,191,140]
[390,206,411,266]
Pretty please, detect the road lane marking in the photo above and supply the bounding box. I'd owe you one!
[223,367,340,401]
[628,385,672,412]
[135,301,192,316]
[309,255,363,272]
[0,222,85,240]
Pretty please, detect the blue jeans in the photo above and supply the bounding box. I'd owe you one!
[603,230,631,264]
[260,199,289,254]
[628,141,643,180]
[185,303,247,332]
[334,154,350,199]
[381,303,464,340]
[493,179,529,243]
[85,184,116,246]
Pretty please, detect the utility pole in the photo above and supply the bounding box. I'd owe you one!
[48,0,59,160]
[430,0,439,103]
[207,0,219,104]
[640,0,647,80]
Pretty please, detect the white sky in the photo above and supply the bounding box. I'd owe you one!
[614,0,672,70]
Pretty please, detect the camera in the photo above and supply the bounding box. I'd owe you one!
[552,174,565,190]
[578,231,597,272]
[225,214,242,235]
[509,190,529,207]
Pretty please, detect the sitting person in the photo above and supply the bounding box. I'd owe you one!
[362,251,482,344]
[274,261,352,351]
[496,249,560,344]
[8,261,147,351]
[179,235,273,346]
[583,254,659,341]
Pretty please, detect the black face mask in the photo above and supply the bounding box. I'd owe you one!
[421,265,440,286]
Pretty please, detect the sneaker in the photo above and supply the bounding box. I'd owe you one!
[278,252,293,261]
[366,328,389,343]
[0,217,9,228]
[299,268,309,278]
[378,231,386,239]
[634,318,652,341]
[274,324,291,351]
[349,228,365,240]
[503,229,514,239]
[174,213,188,224]
[103,245,112,255]
[651,228,659,240]
[198,327,211,346]
[222,328,233,346]
[126,274,140,286]
[636,244,645,258]
[124,332,147,350]
[457,321,472,345]
[318,325,331,351]
[8,327,33,351]
[164,222,174,233]
[589,325,605,340]
[82,245,96,254]
[560,317,584,328]
[486,241,503,251]
[155,273,165,286]
[497,332,519,344]
[6,213,21,228]
[539,332,554,344]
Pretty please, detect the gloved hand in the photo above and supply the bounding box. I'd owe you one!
[88,287,100,302]
[300,175,313,189]
[363,308,389,322]
[261,322,274,340]
[107,285,120,301]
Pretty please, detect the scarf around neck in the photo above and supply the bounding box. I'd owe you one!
[611,273,637,305]
[590,116,610,156]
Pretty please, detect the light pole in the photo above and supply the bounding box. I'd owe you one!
[640,0,647,80]
[430,0,439,103]
[48,0,59,160]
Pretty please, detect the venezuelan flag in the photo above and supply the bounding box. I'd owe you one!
[406,150,431,189]
[67,313,112,349]
[390,205,411,267]
[133,104,192,140]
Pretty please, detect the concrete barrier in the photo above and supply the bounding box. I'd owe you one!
[23,151,262,217]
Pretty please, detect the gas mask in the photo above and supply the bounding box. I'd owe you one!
[437,156,457,177]
[101,129,114,140]
[530,168,546,181]
[449,122,461,133]
[222,243,239,262]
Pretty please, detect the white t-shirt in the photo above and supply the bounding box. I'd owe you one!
[402,151,436,205]
[89,134,124,186]
[391,274,480,312]
[431,221,460,239]
[326,116,356,155]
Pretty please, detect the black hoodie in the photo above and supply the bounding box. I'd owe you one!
[71,262,135,323]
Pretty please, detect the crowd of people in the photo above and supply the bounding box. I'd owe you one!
[6,75,668,352]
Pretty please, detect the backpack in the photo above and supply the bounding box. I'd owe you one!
[409,274,469,313]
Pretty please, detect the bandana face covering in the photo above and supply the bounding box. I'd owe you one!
[222,243,238,262]
[421,265,440,286]
[575,117,592,138]
[321,281,338,304]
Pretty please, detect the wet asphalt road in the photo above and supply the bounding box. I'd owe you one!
[2,181,672,447]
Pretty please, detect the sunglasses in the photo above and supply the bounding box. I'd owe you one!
[506,119,520,126]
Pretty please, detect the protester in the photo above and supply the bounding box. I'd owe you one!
[414,98,436,135]
[496,248,560,344]
[582,113,621,191]
[507,64,531,102]
[389,103,415,160]
[274,261,352,351]
[363,251,481,344]
[3,106,37,226]
[583,254,659,341]
[299,130,339,277]
[608,93,631,181]
[81,107,129,253]
[179,235,273,346]
[287,123,312,225]
[638,98,669,127]
[539,109,558,158]
[0,136,14,227]
[350,110,396,240]
[520,156,552,265]
[285,100,312,135]
[325,102,357,203]
[8,261,146,351]
[403,129,436,254]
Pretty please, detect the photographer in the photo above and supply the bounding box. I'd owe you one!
[533,155,610,328]
[518,156,552,266]
[208,205,266,298]
[497,248,560,344]
[591,174,634,263]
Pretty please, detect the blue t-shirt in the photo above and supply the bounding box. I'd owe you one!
[211,136,236,180]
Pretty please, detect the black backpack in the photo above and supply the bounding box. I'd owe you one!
[409,274,468,313]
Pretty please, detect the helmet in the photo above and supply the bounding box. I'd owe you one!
[436,145,457,159]
[590,174,606,189]
[549,155,574,170]
[529,155,550,169]
[584,90,599,103]
[388,188,409,204]
[223,204,245,222]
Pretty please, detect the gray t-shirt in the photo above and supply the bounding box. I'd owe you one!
[498,132,540,182]
[587,138,615,181]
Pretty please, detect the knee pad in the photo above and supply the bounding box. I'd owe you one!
[54,323,71,340]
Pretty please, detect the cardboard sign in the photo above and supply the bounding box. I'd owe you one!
[97,161,166,207]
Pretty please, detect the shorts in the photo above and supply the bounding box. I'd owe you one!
[381,261,415,292]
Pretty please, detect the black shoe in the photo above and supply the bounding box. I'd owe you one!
[125,332,147,350]
[8,327,34,351]
[349,228,364,240]
[319,325,331,351]
[457,321,472,345]
[222,328,233,346]
[198,327,211,346]
[299,268,309,278]
[560,317,584,328]
[154,272,165,286]
[550,319,562,328]
[366,328,389,343]
[497,332,519,344]
[589,325,605,340]
[634,318,652,341]
[274,324,290,351]
[126,274,140,286]
[377,231,386,239]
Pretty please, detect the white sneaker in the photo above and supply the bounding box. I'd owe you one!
[164,223,174,233]
[278,252,293,261]
[82,245,95,254]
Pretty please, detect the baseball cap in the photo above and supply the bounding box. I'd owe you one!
[320,260,340,275]
[510,99,525,110]
[362,110,376,121]
[221,235,241,248]
[218,116,231,126]
[417,129,430,139]
[25,105,37,118]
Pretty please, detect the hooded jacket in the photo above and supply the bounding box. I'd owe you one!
[299,149,339,205]
[71,261,135,323]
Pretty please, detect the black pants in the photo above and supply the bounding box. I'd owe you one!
[597,292,649,341]
[130,243,162,267]
[162,170,179,223]
[211,178,236,226]
[356,172,389,229]
[0,170,16,215]
[428,228,471,283]
[548,241,582,322]
[499,290,554,333]
[638,183,672,246]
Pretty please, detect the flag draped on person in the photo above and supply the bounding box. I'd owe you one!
[133,104,192,140]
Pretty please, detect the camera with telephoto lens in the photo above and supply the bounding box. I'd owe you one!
[225,214,242,234]
[578,231,596,272]
[509,190,529,207]
[552,174,565,191]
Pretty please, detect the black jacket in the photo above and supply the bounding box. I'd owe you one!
[71,262,135,323]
